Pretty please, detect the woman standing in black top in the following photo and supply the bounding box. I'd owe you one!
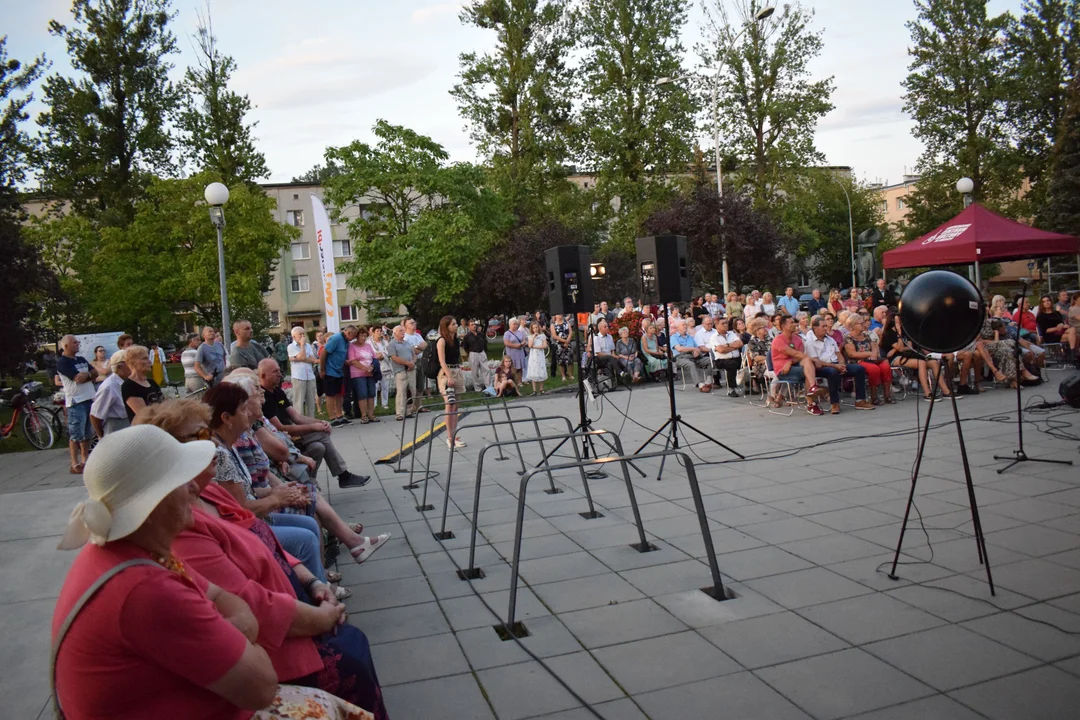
[120,345,164,420]
[436,315,466,450]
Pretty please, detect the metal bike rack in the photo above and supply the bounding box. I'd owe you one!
[399,395,522,492]
[420,411,564,520]
[391,392,511,476]
[461,429,655,580]
[500,450,730,637]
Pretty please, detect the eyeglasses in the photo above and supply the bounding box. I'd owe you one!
[178,426,211,443]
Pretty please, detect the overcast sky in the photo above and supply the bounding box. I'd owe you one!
[4,0,1025,187]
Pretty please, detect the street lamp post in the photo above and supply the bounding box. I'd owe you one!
[956,177,978,286]
[205,182,232,347]
[831,176,856,288]
[656,5,774,296]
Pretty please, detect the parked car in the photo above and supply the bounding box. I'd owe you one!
[486,316,506,339]
[798,294,813,312]
[167,350,183,364]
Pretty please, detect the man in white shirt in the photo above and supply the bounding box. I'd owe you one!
[287,326,319,417]
[90,350,131,438]
[56,335,98,473]
[693,315,719,389]
[705,293,724,318]
[403,317,429,399]
[710,316,744,397]
[617,296,636,318]
[591,319,622,380]
[805,316,873,414]
[743,290,763,321]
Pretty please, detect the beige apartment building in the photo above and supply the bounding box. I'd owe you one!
[872,174,919,228]
[260,182,404,333]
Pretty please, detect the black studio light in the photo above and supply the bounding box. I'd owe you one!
[898,270,984,353]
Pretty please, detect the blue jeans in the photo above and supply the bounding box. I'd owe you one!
[67,400,93,442]
[817,364,868,403]
[269,514,326,582]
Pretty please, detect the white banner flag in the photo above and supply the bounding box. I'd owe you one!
[311,194,340,333]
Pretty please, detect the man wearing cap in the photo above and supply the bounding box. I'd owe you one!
[90,351,132,438]
[259,358,370,489]
[57,335,98,474]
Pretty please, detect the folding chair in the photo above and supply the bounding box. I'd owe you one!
[765,355,805,417]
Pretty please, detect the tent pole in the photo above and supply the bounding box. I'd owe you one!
[974,260,981,289]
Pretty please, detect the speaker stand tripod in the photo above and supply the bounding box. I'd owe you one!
[888,362,994,595]
[993,296,1073,474]
[633,305,744,481]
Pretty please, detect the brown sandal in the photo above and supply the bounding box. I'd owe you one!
[69,464,84,475]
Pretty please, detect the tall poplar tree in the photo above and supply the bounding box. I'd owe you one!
[902,0,1021,238]
[700,0,834,207]
[576,0,697,247]
[177,9,269,186]
[452,0,575,219]
[1041,77,1080,237]
[37,0,180,227]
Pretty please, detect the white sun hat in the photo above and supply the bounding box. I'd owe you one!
[58,424,215,550]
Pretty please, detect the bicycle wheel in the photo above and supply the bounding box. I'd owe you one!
[49,407,67,444]
[22,410,55,450]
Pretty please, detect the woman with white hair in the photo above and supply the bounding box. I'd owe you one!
[120,345,164,421]
[52,425,374,720]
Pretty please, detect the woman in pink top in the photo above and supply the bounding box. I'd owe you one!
[346,326,378,424]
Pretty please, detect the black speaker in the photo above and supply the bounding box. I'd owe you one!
[545,245,593,316]
[898,270,984,353]
[1061,372,1080,409]
[636,235,690,303]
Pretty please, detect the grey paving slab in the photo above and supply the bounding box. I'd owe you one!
[531,572,646,614]
[948,666,1080,720]
[342,574,438,612]
[370,632,472,686]
[744,567,875,609]
[798,592,947,645]
[755,648,936,720]
[618,558,714,596]
[382,673,495,720]
[0,535,77,604]
[593,630,740,694]
[699,610,849,669]
[960,605,1080,661]
[517,550,611,584]
[439,587,549,631]
[987,556,1080,600]
[845,694,989,720]
[809,507,902,532]
[777,532,890,566]
[711,545,814,581]
[862,624,1039,691]
[454,615,583,670]
[557,598,689,649]
[531,698,649,720]
[477,655,624,720]
[652,582,784,627]
[350,601,452,645]
[1,599,54,720]
[634,671,812,720]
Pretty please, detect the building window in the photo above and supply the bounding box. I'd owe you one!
[333,239,352,257]
[290,275,310,293]
[335,272,348,290]
[290,242,310,260]
[896,198,905,210]
[340,305,358,321]
[286,209,304,227]
[881,200,888,212]
[292,193,299,200]
[268,310,280,326]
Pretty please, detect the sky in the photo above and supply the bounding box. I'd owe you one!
[2,0,1027,188]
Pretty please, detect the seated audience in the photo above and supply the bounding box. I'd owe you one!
[495,356,519,397]
[770,315,821,414]
[710,316,744,397]
[53,425,371,720]
[881,311,953,400]
[843,314,894,404]
[1036,294,1078,353]
[639,322,668,379]
[805,316,874,413]
[671,318,713,391]
[615,326,643,382]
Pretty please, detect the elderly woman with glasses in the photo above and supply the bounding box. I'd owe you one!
[53,425,374,720]
[134,401,388,719]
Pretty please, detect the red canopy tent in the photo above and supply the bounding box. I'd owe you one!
[883,204,1079,285]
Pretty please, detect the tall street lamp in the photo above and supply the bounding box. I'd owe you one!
[832,176,856,289]
[205,182,232,347]
[956,177,978,286]
[656,4,775,295]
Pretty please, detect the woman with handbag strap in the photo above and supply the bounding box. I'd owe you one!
[52,424,373,720]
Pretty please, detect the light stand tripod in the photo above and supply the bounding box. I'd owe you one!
[888,356,994,594]
[993,294,1073,474]
[633,304,744,481]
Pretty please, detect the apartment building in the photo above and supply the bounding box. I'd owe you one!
[871,174,919,228]
[261,182,404,333]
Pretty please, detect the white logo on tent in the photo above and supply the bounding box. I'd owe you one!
[921,223,972,245]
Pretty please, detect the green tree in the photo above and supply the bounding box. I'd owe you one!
[31,172,296,339]
[322,121,510,318]
[1041,77,1080,237]
[291,160,343,184]
[0,37,47,189]
[177,8,269,186]
[37,0,180,226]
[575,0,697,247]
[902,0,1022,238]
[452,0,576,219]
[773,172,887,288]
[701,0,834,208]
[1003,0,1080,215]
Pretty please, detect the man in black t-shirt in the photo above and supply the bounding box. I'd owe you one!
[462,320,491,392]
[257,358,370,489]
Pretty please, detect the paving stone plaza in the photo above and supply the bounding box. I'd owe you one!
[3,377,1080,720]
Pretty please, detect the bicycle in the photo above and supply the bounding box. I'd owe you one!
[0,381,55,450]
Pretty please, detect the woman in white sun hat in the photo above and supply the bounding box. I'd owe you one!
[51,424,374,720]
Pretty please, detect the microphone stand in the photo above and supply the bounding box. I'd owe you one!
[993,292,1073,474]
